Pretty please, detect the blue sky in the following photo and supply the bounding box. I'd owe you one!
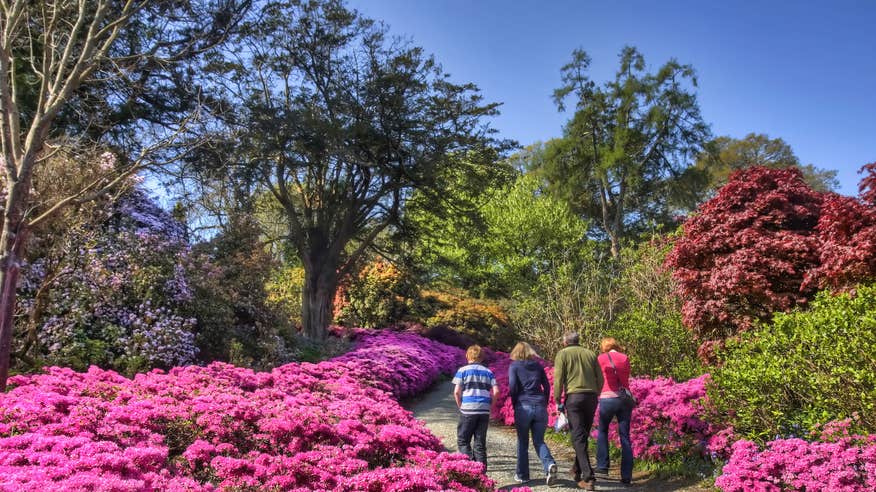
[347,0,876,196]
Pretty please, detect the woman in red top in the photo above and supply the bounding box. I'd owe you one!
[595,337,633,485]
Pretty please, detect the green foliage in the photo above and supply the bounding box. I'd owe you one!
[543,46,710,256]
[511,248,616,358]
[608,239,703,381]
[709,284,876,441]
[695,133,838,193]
[265,265,305,328]
[480,174,591,294]
[186,218,294,369]
[610,307,703,382]
[635,454,718,484]
[336,260,418,328]
[409,171,589,298]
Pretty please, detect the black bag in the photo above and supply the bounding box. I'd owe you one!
[607,353,637,409]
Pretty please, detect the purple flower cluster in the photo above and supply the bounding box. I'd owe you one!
[0,331,495,491]
[22,190,198,372]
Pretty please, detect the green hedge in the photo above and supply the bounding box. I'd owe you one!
[709,284,876,441]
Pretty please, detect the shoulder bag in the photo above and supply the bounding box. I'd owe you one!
[607,352,637,409]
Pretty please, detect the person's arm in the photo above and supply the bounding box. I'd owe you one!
[540,366,550,404]
[553,351,565,410]
[508,364,520,404]
[594,355,605,392]
[454,384,463,408]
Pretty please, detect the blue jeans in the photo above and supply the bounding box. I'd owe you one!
[457,413,490,470]
[513,403,556,480]
[596,397,633,481]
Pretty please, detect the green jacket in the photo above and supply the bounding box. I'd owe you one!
[553,345,604,404]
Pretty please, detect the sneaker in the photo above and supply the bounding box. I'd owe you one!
[546,463,558,486]
[514,475,530,484]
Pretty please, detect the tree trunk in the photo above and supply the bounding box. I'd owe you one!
[0,205,26,391]
[301,264,337,341]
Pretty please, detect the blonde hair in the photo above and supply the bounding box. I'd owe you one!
[600,337,623,353]
[510,342,538,361]
[466,345,483,363]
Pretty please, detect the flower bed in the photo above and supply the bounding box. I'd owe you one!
[0,330,495,491]
[716,436,876,491]
[716,419,876,492]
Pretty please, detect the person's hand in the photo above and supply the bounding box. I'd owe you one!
[556,403,564,413]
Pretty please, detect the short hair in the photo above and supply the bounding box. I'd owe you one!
[466,345,483,363]
[563,332,580,346]
[510,342,538,361]
[601,337,623,353]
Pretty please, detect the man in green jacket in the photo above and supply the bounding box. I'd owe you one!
[554,332,604,490]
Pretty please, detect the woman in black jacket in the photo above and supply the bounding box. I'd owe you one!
[509,341,558,485]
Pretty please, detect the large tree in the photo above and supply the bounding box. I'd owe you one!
[0,0,247,389]
[188,0,505,340]
[409,171,590,298]
[695,133,838,192]
[539,47,710,257]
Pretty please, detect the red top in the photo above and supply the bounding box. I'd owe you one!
[598,351,631,398]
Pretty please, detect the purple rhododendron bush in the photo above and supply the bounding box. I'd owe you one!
[0,330,497,491]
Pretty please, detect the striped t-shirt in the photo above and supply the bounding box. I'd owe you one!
[452,363,498,415]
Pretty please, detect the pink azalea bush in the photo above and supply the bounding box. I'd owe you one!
[715,418,876,491]
[600,375,726,461]
[0,330,497,491]
[716,433,876,491]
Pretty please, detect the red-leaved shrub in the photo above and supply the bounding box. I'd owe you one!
[666,167,823,338]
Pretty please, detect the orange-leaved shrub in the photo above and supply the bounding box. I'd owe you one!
[420,289,515,351]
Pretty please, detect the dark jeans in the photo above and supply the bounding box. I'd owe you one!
[566,392,599,482]
[457,412,490,470]
[513,403,556,480]
[597,397,634,481]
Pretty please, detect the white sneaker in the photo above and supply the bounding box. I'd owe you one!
[546,463,558,486]
[514,475,530,484]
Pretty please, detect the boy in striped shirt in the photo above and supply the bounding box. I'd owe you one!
[452,345,499,471]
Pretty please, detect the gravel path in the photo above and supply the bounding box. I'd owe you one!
[409,380,713,492]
